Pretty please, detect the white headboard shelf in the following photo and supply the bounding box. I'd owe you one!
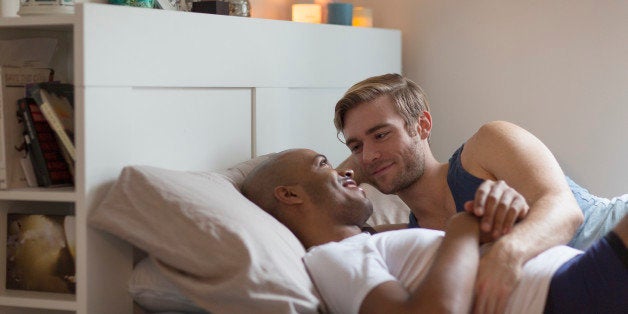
[0,4,401,313]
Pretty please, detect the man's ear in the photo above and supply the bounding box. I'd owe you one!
[417,111,432,140]
[274,185,305,205]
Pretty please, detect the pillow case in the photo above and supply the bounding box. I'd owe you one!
[363,183,411,226]
[89,155,321,314]
[129,257,206,313]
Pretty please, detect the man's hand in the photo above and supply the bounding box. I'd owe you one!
[464,180,529,241]
[473,242,523,314]
[465,181,529,313]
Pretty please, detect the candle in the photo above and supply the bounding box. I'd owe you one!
[352,6,373,27]
[292,4,322,23]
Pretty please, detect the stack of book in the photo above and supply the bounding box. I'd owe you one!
[1,66,75,189]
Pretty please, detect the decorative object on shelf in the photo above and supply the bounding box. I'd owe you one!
[192,0,229,15]
[312,0,330,23]
[18,0,74,15]
[1,0,20,17]
[108,0,154,8]
[352,6,372,27]
[6,214,76,294]
[226,0,250,17]
[327,2,352,26]
[175,0,191,11]
[292,2,321,24]
[153,0,177,10]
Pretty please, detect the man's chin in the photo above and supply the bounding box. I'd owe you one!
[372,180,398,195]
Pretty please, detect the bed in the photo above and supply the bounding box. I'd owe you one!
[89,153,410,313]
[37,6,403,312]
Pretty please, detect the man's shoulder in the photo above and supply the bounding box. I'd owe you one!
[465,121,529,155]
[473,121,523,141]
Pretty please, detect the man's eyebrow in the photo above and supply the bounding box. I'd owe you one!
[345,123,391,145]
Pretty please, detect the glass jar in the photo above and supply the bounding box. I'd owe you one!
[227,0,250,17]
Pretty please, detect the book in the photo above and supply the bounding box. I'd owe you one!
[28,83,75,162]
[17,98,73,187]
[6,213,76,294]
[0,66,54,189]
[20,154,38,187]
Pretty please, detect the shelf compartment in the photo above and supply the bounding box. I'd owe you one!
[0,188,75,202]
[0,15,75,29]
[0,290,76,311]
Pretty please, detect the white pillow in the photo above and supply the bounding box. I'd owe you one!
[130,257,206,313]
[363,183,410,226]
[128,183,410,314]
[89,155,322,314]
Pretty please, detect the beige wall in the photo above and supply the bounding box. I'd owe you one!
[249,0,628,196]
[341,0,627,197]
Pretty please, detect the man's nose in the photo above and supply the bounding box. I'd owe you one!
[338,169,354,178]
[363,144,380,164]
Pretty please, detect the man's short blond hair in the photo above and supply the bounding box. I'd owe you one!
[334,73,430,140]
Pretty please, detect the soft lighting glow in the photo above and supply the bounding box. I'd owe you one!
[352,6,373,27]
[292,4,322,23]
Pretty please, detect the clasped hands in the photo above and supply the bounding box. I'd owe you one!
[463,180,530,314]
[464,179,530,242]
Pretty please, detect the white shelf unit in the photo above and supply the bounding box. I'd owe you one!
[0,4,401,313]
[0,12,77,314]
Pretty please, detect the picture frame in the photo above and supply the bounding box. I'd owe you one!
[5,213,76,294]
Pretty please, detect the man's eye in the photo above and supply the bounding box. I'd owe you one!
[349,144,362,154]
[375,132,389,140]
[320,159,329,167]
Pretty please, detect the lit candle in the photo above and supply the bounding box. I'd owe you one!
[292,4,322,23]
[352,6,373,27]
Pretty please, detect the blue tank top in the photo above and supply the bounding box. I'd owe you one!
[409,145,479,228]
[408,145,627,251]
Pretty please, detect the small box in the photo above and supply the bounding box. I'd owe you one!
[192,0,229,15]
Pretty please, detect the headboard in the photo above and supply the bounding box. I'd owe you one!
[75,4,402,313]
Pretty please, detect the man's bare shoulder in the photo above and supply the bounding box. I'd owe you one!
[465,121,533,153]
[470,121,525,143]
[462,121,535,177]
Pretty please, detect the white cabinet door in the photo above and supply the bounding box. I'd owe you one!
[80,86,253,314]
[255,88,350,166]
[83,86,252,180]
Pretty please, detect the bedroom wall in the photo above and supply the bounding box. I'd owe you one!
[341,0,628,197]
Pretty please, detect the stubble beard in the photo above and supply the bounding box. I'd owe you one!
[371,145,425,195]
[305,183,373,227]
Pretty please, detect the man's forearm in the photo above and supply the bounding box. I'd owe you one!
[409,213,480,313]
[494,193,582,264]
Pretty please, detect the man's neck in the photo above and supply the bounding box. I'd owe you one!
[397,158,456,230]
[298,225,363,249]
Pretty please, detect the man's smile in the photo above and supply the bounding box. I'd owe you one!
[369,161,394,177]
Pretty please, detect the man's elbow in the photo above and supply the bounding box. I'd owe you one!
[564,195,584,232]
[569,204,584,231]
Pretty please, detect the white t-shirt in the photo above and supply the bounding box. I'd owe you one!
[303,228,582,314]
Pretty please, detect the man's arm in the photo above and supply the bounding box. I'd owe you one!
[359,213,480,314]
[462,121,583,313]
